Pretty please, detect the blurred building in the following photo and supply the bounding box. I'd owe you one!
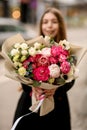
[0,0,20,19]
[44,0,87,27]
[0,0,87,27]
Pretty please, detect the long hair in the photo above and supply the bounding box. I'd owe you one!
[39,7,67,43]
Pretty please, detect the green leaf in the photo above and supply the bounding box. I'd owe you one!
[68,55,77,65]
[33,80,41,87]
[50,37,55,45]
[55,77,65,85]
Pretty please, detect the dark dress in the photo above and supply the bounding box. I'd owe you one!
[12,80,75,130]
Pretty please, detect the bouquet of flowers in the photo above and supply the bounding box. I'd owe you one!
[1,33,87,116]
[7,35,78,86]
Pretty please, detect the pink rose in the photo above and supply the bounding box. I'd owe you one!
[37,55,50,66]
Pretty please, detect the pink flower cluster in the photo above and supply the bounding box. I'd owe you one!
[22,45,71,83]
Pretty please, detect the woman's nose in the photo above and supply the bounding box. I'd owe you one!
[47,21,52,27]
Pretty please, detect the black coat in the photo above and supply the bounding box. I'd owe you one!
[12,80,75,130]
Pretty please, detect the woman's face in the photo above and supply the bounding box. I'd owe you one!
[42,12,59,38]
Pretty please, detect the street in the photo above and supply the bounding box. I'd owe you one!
[0,27,87,130]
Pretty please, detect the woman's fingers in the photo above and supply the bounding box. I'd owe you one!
[32,87,43,100]
[32,87,56,100]
[43,88,56,97]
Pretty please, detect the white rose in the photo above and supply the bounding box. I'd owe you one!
[21,50,28,55]
[48,64,60,78]
[66,65,79,82]
[14,43,20,49]
[28,47,36,56]
[59,40,70,50]
[34,42,41,49]
[10,49,19,56]
[20,43,28,50]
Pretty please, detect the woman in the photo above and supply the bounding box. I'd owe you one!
[12,7,75,130]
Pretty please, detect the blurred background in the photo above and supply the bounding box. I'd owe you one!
[0,0,87,130]
[0,0,87,26]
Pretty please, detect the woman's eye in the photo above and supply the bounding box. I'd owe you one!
[42,19,58,24]
[42,21,48,24]
[52,20,58,23]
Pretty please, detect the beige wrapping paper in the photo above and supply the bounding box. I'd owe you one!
[1,33,87,116]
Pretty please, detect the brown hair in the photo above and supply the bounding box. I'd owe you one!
[39,7,67,42]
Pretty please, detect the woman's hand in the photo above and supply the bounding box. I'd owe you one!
[43,89,56,97]
[32,87,56,100]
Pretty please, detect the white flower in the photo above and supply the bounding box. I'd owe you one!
[59,40,70,50]
[41,47,51,57]
[14,43,20,49]
[44,36,50,43]
[44,35,53,45]
[20,42,28,50]
[66,65,79,82]
[10,48,19,56]
[66,66,74,82]
[67,65,74,76]
[48,64,60,78]
[34,42,41,49]
[74,68,79,78]
[28,47,36,56]
[21,50,28,55]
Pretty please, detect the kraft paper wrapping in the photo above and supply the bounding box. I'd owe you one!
[1,33,87,116]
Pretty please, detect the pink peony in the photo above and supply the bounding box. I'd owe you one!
[51,45,59,57]
[58,54,67,62]
[60,61,71,74]
[49,56,58,64]
[51,45,69,57]
[33,66,50,81]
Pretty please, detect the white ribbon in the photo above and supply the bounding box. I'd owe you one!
[11,97,44,130]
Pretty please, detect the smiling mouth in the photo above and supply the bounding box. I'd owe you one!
[46,31,54,35]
